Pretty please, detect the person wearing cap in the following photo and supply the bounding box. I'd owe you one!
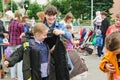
[96,29,103,57]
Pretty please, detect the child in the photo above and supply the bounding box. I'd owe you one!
[4,23,50,80]
[99,31,120,80]
[66,24,79,50]
[96,29,103,57]
[93,11,102,30]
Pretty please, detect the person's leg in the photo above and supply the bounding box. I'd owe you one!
[97,46,101,57]
[10,45,21,80]
[0,46,1,61]
[0,38,3,61]
[66,50,74,74]
[42,76,48,80]
[10,64,17,80]
[17,61,23,80]
[101,35,105,55]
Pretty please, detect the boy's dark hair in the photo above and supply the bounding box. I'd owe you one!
[101,11,107,16]
[105,31,120,51]
[44,5,58,15]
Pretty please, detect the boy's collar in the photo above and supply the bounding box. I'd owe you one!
[34,37,42,44]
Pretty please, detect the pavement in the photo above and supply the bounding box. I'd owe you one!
[83,54,107,80]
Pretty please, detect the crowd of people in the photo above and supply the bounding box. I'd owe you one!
[0,4,120,80]
[0,5,88,80]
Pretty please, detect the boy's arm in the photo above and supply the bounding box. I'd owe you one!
[6,46,24,67]
[99,57,109,72]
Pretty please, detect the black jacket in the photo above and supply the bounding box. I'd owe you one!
[49,37,70,80]
[7,40,50,80]
[101,18,110,36]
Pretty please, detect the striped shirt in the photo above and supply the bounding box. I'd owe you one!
[8,20,24,46]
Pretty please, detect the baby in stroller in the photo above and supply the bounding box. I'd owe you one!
[77,27,94,55]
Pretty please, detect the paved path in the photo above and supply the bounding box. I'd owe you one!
[83,54,107,80]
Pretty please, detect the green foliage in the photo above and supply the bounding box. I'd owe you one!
[49,0,113,20]
[0,0,3,12]
[7,1,18,12]
[27,2,43,20]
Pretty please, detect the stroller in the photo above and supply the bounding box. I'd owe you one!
[77,27,94,55]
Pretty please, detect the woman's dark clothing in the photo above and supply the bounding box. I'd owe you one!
[0,20,8,38]
[100,18,110,51]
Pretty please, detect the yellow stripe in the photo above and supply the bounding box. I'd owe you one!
[27,77,31,80]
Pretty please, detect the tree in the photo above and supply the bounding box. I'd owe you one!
[27,2,43,20]
[0,0,3,12]
[88,0,113,18]
[49,0,113,20]
[6,1,18,12]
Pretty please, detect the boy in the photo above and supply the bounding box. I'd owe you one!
[4,23,50,80]
[99,31,120,80]
[102,12,120,75]
[96,29,103,57]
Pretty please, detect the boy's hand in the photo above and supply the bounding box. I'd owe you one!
[105,63,116,73]
[4,61,9,67]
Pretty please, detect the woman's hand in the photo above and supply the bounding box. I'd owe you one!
[53,29,65,36]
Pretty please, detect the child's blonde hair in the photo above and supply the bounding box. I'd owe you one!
[105,31,120,51]
[33,23,49,35]
[66,24,72,29]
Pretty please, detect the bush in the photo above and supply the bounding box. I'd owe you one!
[27,2,43,20]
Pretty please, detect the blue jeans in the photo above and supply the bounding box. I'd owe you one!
[97,46,103,57]
[66,50,74,74]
